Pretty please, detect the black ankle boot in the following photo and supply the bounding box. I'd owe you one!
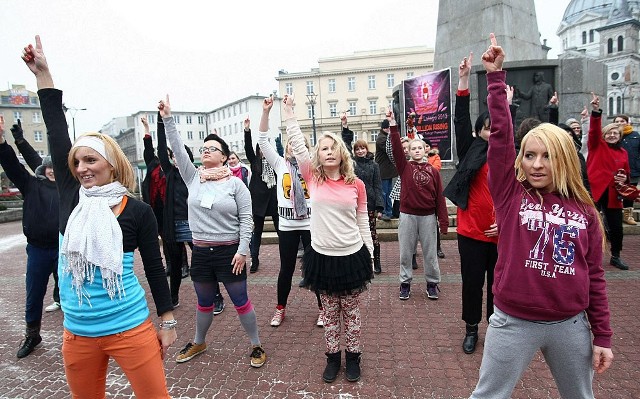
[412,253,418,270]
[462,323,479,354]
[17,325,42,359]
[345,350,361,382]
[323,351,341,383]
[373,244,381,274]
[250,257,259,273]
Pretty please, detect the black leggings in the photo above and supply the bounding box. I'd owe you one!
[168,241,197,302]
[277,229,321,308]
[250,214,279,260]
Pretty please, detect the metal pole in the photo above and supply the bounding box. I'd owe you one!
[311,103,317,145]
[72,116,77,141]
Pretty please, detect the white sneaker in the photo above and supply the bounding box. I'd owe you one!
[270,308,285,327]
[316,309,324,327]
[45,302,60,312]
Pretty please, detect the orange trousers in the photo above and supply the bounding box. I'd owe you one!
[62,319,170,398]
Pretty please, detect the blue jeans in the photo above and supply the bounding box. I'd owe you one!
[381,178,394,218]
[25,244,59,324]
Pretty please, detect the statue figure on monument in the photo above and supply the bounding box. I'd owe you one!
[515,71,554,120]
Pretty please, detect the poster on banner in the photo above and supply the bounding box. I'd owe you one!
[402,68,452,161]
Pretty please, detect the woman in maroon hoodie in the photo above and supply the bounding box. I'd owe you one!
[469,34,613,399]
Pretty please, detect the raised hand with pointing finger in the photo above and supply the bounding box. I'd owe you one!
[481,33,505,73]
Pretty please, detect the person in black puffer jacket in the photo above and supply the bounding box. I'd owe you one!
[341,116,384,273]
[0,118,59,359]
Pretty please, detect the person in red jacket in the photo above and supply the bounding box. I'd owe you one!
[470,34,613,399]
[586,93,632,270]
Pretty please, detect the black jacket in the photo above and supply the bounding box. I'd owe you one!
[354,153,384,212]
[0,141,59,248]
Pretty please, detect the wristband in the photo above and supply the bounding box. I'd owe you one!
[159,319,177,330]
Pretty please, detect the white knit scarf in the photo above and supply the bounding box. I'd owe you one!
[61,182,128,305]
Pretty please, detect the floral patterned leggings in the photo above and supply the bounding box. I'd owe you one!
[368,210,380,246]
[319,292,362,353]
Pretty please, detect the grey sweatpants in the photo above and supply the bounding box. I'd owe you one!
[398,212,440,284]
[470,307,595,399]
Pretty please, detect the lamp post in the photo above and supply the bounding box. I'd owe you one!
[612,81,638,114]
[306,91,318,145]
[62,104,87,141]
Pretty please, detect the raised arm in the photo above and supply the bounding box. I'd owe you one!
[0,117,33,192]
[547,92,559,126]
[10,120,43,172]
[22,35,77,217]
[587,92,604,153]
[483,34,518,208]
[340,113,354,156]
[155,109,173,173]
[244,120,257,165]
[141,116,157,166]
[283,95,312,180]
[158,95,197,184]
[258,98,285,169]
[389,111,407,175]
[454,53,475,159]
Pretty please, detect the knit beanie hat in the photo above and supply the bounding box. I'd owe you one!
[35,156,53,178]
[381,119,390,129]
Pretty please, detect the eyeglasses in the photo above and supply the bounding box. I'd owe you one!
[605,132,620,137]
[199,146,222,154]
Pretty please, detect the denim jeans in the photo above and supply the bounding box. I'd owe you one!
[25,244,59,324]
[381,178,394,218]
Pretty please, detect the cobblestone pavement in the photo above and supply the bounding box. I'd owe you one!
[0,220,638,398]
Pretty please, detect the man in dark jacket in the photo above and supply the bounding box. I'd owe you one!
[375,120,399,221]
[616,115,639,225]
[0,118,59,358]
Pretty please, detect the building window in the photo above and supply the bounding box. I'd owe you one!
[233,105,237,116]
[151,131,156,140]
[388,99,393,111]
[589,29,594,43]
[307,105,313,119]
[285,83,293,95]
[328,79,336,93]
[199,131,205,140]
[369,101,377,115]
[370,130,378,142]
[198,115,205,124]
[607,38,613,54]
[187,131,193,140]
[174,115,180,124]
[348,101,357,116]
[38,150,45,157]
[306,81,314,94]
[387,74,395,88]
[608,97,614,115]
[582,31,587,45]
[13,111,21,122]
[368,75,376,90]
[329,103,337,117]
[618,35,623,51]
[32,112,41,123]
[34,131,43,142]
[186,115,192,124]
[348,77,356,91]
[406,72,414,78]
[617,96,622,114]
[148,114,155,124]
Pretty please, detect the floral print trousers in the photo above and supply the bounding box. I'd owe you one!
[319,292,362,353]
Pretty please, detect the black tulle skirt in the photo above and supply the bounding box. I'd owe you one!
[301,244,373,296]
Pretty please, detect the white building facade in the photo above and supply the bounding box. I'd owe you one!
[275,47,434,149]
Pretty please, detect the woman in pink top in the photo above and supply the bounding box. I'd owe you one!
[283,94,373,384]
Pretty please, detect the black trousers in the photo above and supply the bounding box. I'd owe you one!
[277,229,320,307]
[250,214,280,260]
[597,190,624,256]
[458,234,498,325]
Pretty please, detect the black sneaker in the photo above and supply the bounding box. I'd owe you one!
[426,282,440,300]
[17,334,42,358]
[213,298,225,315]
[399,283,411,300]
[250,258,259,273]
[412,254,418,270]
[437,248,445,259]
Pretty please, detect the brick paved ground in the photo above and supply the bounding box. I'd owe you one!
[0,219,638,398]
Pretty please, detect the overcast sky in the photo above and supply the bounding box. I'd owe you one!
[1,0,571,135]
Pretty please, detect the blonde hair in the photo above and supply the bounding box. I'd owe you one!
[409,138,426,149]
[68,132,136,191]
[516,123,604,236]
[312,131,356,184]
[602,123,621,142]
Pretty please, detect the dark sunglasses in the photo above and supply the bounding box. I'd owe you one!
[199,146,222,154]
